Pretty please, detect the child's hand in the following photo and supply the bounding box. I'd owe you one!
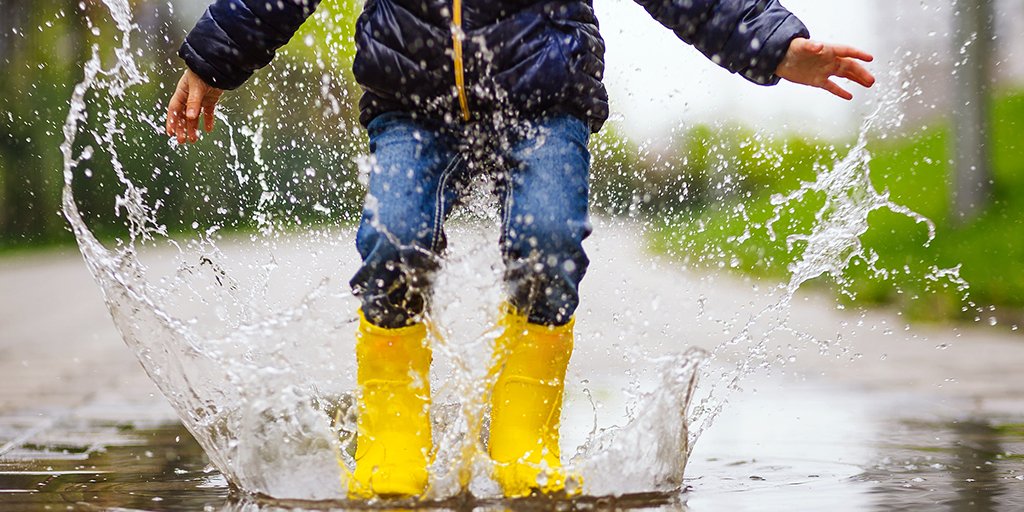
[165,69,223,144]
[775,38,875,100]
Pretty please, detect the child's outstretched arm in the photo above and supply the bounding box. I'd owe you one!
[633,0,873,97]
[775,38,875,100]
[165,0,321,144]
[633,0,810,86]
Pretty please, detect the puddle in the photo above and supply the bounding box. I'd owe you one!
[3,381,1021,511]
[0,418,227,511]
[25,0,1012,508]
[859,419,1024,511]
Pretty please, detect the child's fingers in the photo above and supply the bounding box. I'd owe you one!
[838,60,876,88]
[176,111,187,144]
[173,105,189,143]
[168,74,194,141]
[166,92,185,137]
[172,94,185,143]
[832,45,873,63]
[822,79,853,101]
[177,105,190,144]
[165,109,177,138]
[203,103,216,133]
[177,99,192,143]
[165,105,177,137]
[185,93,204,143]
[187,117,199,143]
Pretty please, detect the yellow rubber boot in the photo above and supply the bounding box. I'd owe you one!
[488,308,581,497]
[347,310,433,499]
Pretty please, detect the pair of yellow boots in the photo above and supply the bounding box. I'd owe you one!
[347,308,577,499]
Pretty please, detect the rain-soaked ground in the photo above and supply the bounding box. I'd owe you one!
[2,224,1023,511]
[2,385,1022,511]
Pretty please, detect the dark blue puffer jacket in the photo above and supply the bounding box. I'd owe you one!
[179,0,809,133]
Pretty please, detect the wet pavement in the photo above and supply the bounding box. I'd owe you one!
[1,224,1023,511]
[2,383,1022,511]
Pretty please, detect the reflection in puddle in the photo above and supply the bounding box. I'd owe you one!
[683,381,879,510]
[0,419,227,510]
[860,419,1024,511]
[2,387,1022,511]
[0,412,683,511]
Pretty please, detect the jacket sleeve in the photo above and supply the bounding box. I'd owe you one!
[633,0,809,85]
[178,0,320,90]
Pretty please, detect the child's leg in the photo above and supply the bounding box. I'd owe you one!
[500,114,592,326]
[350,112,463,327]
[347,112,461,498]
[488,114,591,497]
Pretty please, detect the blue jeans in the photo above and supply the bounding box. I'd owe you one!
[350,112,592,328]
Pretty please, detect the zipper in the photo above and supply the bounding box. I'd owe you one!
[451,0,471,121]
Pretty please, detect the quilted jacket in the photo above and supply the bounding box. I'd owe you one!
[179,0,809,132]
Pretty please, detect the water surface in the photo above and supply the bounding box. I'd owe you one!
[3,379,1021,511]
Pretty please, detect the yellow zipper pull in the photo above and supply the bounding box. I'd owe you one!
[451,0,471,121]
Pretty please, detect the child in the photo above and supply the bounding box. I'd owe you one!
[166,0,875,499]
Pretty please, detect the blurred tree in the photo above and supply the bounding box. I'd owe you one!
[0,1,88,244]
[950,0,994,222]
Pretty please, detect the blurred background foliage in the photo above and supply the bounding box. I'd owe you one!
[649,90,1024,322]
[0,0,365,247]
[0,0,1020,324]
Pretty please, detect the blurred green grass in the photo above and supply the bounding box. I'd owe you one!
[650,90,1024,323]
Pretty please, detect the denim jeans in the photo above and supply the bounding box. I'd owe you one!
[350,112,592,328]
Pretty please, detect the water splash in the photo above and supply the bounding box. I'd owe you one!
[59,1,705,501]
[768,103,934,296]
[55,0,975,504]
[685,82,968,442]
